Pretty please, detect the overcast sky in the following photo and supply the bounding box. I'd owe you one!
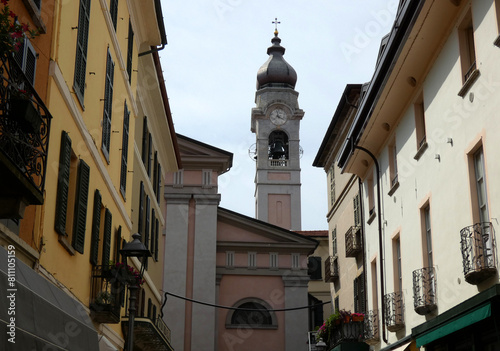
[159,0,399,230]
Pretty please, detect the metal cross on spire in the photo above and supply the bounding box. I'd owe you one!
[272,17,280,35]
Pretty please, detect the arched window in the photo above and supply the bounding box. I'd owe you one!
[268,131,289,160]
[226,298,278,329]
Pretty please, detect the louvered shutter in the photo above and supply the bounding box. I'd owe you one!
[154,218,159,261]
[109,0,118,29]
[90,190,102,265]
[354,194,361,226]
[114,226,122,264]
[120,102,130,195]
[138,181,144,235]
[156,163,162,203]
[353,277,359,313]
[126,19,134,83]
[102,50,114,161]
[150,209,155,254]
[360,272,366,313]
[24,40,37,86]
[144,196,150,248]
[72,159,90,254]
[141,117,148,165]
[74,0,91,101]
[147,133,152,176]
[153,152,158,196]
[55,131,72,235]
[102,208,112,265]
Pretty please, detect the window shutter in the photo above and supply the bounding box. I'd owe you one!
[154,218,159,261]
[72,159,90,254]
[150,209,155,254]
[360,272,366,313]
[114,226,122,264]
[90,189,102,265]
[55,131,72,235]
[145,196,150,248]
[102,50,114,161]
[153,152,158,196]
[24,40,37,86]
[353,194,361,226]
[120,101,130,195]
[102,208,112,265]
[156,163,162,203]
[126,19,134,83]
[141,117,148,165]
[138,181,144,235]
[353,277,359,313]
[109,0,118,29]
[74,0,91,101]
[147,133,152,176]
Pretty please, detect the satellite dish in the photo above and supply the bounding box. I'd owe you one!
[248,143,257,161]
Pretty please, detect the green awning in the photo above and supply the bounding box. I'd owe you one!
[416,303,491,347]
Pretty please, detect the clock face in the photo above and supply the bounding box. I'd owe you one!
[270,108,287,125]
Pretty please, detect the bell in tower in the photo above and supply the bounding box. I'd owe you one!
[268,131,288,160]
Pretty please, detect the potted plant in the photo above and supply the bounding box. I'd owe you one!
[352,312,365,322]
[90,290,120,324]
[0,0,38,55]
[105,262,145,286]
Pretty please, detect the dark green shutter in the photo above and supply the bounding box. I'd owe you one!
[109,0,118,29]
[354,277,359,313]
[126,19,134,83]
[55,131,72,235]
[114,226,122,264]
[72,159,90,254]
[153,152,158,196]
[102,49,114,161]
[102,208,112,265]
[74,0,91,101]
[144,196,150,247]
[120,101,130,195]
[150,209,155,254]
[154,218,159,261]
[141,117,148,165]
[138,181,144,235]
[360,272,366,313]
[90,190,102,265]
[147,133,152,176]
[156,163,161,203]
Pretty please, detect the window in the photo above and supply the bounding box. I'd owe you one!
[227,299,277,329]
[150,208,156,257]
[114,226,122,264]
[202,169,212,188]
[414,93,427,158]
[147,133,152,177]
[292,253,300,269]
[109,0,118,30]
[388,139,399,194]
[55,131,90,255]
[153,152,158,196]
[138,181,144,234]
[120,101,130,197]
[141,117,148,166]
[422,205,433,268]
[144,195,150,249]
[154,217,159,261]
[268,130,288,161]
[367,174,375,221]
[173,170,183,187]
[126,19,134,83]
[473,148,489,224]
[308,256,322,280]
[101,208,112,265]
[13,36,37,86]
[248,252,256,269]
[156,163,162,202]
[458,10,477,83]
[89,190,102,265]
[371,259,378,309]
[329,165,335,206]
[74,0,91,104]
[353,193,361,226]
[332,227,337,256]
[354,273,366,313]
[334,296,339,313]
[101,49,115,162]
[393,236,402,292]
[270,252,278,269]
[226,251,234,268]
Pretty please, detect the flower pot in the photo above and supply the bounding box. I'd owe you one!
[10,98,41,133]
[352,315,364,322]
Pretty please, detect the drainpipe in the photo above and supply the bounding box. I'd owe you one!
[139,0,168,57]
[351,142,388,344]
[358,178,368,314]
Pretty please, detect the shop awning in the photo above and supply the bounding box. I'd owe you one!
[0,246,99,350]
[416,303,491,347]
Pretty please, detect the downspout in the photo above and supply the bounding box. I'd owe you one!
[139,0,168,57]
[358,178,368,315]
[351,142,388,344]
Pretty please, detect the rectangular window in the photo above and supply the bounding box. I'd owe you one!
[173,170,184,187]
[71,158,90,254]
[74,0,91,104]
[414,93,426,151]
[332,227,337,256]
[388,139,399,191]
[89,191,102,265]
[120,101,130,197]
[371,259,378,309]
[292,253,300,269]
[202,169,212,188]
[138,181,144,235]
[354,273,366,313]
[144,195,150,248]
[150,208,156,255]
[154,218,159,261]
[334,296,339,313]
[157,163,162,203]
[147,133,152,177]
[367,174,375,218]
[101,208,112,265]
[393,236,402,292]
[248,252,257,269]
[270,252,279,269]
[329,165,335,206]
[101,50,115,162]
[13,36,37,86]
[153,152,158,196]
[422,206,433,268]
[353,193,361,226]
[474,148,489,224]
[141,117,148,166]
[226,251,234,268]
[127,19,134,83]
[109,0,118,30]
[308,256,322,280]
[114,226,122,264]
[458,10,477,83]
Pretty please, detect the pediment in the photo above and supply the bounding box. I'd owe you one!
[177,134,233,173]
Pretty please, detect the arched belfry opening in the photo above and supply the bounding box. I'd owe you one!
[268,130,288,160]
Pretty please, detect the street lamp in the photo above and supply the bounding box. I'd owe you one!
[120,233,151,351]
[315,338,327,351]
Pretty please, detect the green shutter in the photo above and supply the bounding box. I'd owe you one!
[138,181,144,234]
[120,101,130,195]
[90,189,102,265]
[154,218,159,261]
[150,209,155,254]
[114,226,122,264]
[153,152,158,196]
[102,49,114,161]
[72,159,90,254]
[102,208,112,265]
[144,196,150,247]
[360,272,366,313]
[109,0,118,29]
[147,133,152,176]
[141,117,148,165]
[74,0,91,102]
[55,131,72,235]
[156,163,162,203]
[126,19,134,83]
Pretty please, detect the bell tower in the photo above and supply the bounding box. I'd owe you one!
[250,25,304,231]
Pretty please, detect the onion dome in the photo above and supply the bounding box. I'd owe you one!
[256,31,297,90]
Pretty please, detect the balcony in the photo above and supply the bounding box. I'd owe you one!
[412,266,437,315]
[0,54,51,218]
[460,222,496,285]
[384,291,404,332]
[89,265,124,324]
[325,255,339,283]
[328,319,366,350]
[345,225,362,257]
[363,310,380,345]
[122,315,174,351]
[268,159,288,167]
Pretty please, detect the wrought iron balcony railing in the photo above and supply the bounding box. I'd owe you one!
[345,225,362,257]
[0,53,51,216]
[413,266,437,315]
[460,222,496,285]
[363,310,380,345]
[122,315,173,351]
[384,291,405,332]
[90,265,125,324]
[325,255,339,283]
[328,319,365,348]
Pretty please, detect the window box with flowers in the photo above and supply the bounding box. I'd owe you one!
[316,310,366,348]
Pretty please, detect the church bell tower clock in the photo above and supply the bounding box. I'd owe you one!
[250,23,304,231]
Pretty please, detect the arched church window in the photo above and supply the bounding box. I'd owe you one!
[268,131,289,160]
[226,298,278,329]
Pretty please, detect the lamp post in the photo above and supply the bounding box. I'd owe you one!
[315,338,327,351]
[120,233,151,351]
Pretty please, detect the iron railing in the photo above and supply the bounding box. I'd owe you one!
[363,310,380,345]
[384,291,404,332]
[412,266,437,315]
[460,222,496,285]
[90,265,124,324]
[269,159,288,167]
[0,53,51,204]
[122,314,173,350]
[345,225,362,257]
[325,255,339,283]
[328,319,364,348]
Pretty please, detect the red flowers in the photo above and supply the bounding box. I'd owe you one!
[0,0,39,55]
[1,0,8,6]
